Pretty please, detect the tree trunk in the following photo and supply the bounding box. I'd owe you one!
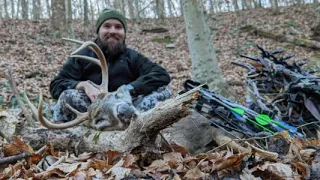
[134,0,140,22]
[0,2,3,18]
[11,0,15,18]
[21,0,28,19]
[45,0,51,18]
[233,0,239,11]
[84,0,89,40]
[4,0,10,18]
[120,0,126,17]
[89,0,94,22]
[179,0,183,16]
[209,0,214,13]
[21,90,197,153]
[16,0,20,18]
[51,0,67,38]
[167,0,173,17]
[155,0,165,19]
[32,0,41,20]
[241,0,249,10]
[128,0,135,19]
[67,0,75,40]
[182,0,233,99]
[273,0,279,14]
[96,0,100,15]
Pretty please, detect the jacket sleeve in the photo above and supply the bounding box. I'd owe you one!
[130,52,171,95]
[50,57,83,99]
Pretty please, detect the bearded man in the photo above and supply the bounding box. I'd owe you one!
[49,9,171,122]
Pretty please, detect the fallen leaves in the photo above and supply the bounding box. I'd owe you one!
[1,134,320,179]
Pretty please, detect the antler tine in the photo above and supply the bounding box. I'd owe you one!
[62,38,84,45]
[24,91,89,129]
[63,39,109,94]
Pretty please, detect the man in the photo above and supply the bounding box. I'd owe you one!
[50,8,171,122]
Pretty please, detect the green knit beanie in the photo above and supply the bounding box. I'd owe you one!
[96,8,127,34]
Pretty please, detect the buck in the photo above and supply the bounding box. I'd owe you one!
[26,39,138,130]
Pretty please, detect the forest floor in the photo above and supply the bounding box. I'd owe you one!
[0,4,320,179]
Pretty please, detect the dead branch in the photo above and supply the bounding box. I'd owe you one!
[21,88,199,153]
[6,69,35,127]
[241,25,320,49]
[0,151,32,165]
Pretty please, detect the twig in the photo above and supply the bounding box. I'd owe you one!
[207,140,234,153]
[159,132,175,152]
[297,121,320,129]
[0,151,32,165]
[36,145,49,155]
[6,69,35,127]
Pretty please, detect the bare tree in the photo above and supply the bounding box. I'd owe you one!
[45,0,51,18]
[52,0,67,38]
[84,0,89,40]
[21,0,28,19]
[16,0,20,18]
[155,0,165,19]
[233,0,239,11]
[89,0,94,22]
[134,0,141,22]
[32,0,41,20]
[11,0,15,18]
[128,0,135,19]
[182,0,233,98]
[67,0,75,39]
[167,0,174,17]
[0,2,3,18]
[4,0,10,18]
[120,0,125,17]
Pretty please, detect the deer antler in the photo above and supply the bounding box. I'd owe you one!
[63,38,109,93]
[26,39,110,129]
[25,91,89,129]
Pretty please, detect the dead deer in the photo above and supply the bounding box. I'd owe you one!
[25,39,138,130]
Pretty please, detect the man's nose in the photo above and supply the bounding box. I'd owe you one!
[108,26,117,34]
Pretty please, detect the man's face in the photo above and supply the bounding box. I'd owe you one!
[98,19,125,47]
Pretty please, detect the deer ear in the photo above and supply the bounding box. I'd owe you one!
[115,85,132,101]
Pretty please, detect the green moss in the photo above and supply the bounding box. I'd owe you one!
[152,36,174,44]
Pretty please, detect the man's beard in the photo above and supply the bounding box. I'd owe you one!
[96,37,126,59]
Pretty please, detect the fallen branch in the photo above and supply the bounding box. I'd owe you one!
[241,25,320,49]
[0,151,32,165]
[21,87,200,153]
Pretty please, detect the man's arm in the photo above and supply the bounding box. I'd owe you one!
[130,52,171,95]
[50,57,83,99]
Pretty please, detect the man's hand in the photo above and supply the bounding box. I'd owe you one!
[76,81,101,102]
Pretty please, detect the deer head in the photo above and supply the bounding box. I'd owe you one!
[25,39,138,130]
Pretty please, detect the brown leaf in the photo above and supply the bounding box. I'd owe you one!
[106,150,121,165]
[3,136,33,156]
[293,162,309,178]
[214,152,249,171]
[91,159,113,170]
[144,160,171,173]
[252,162,295,180]
[183,167,208,180]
